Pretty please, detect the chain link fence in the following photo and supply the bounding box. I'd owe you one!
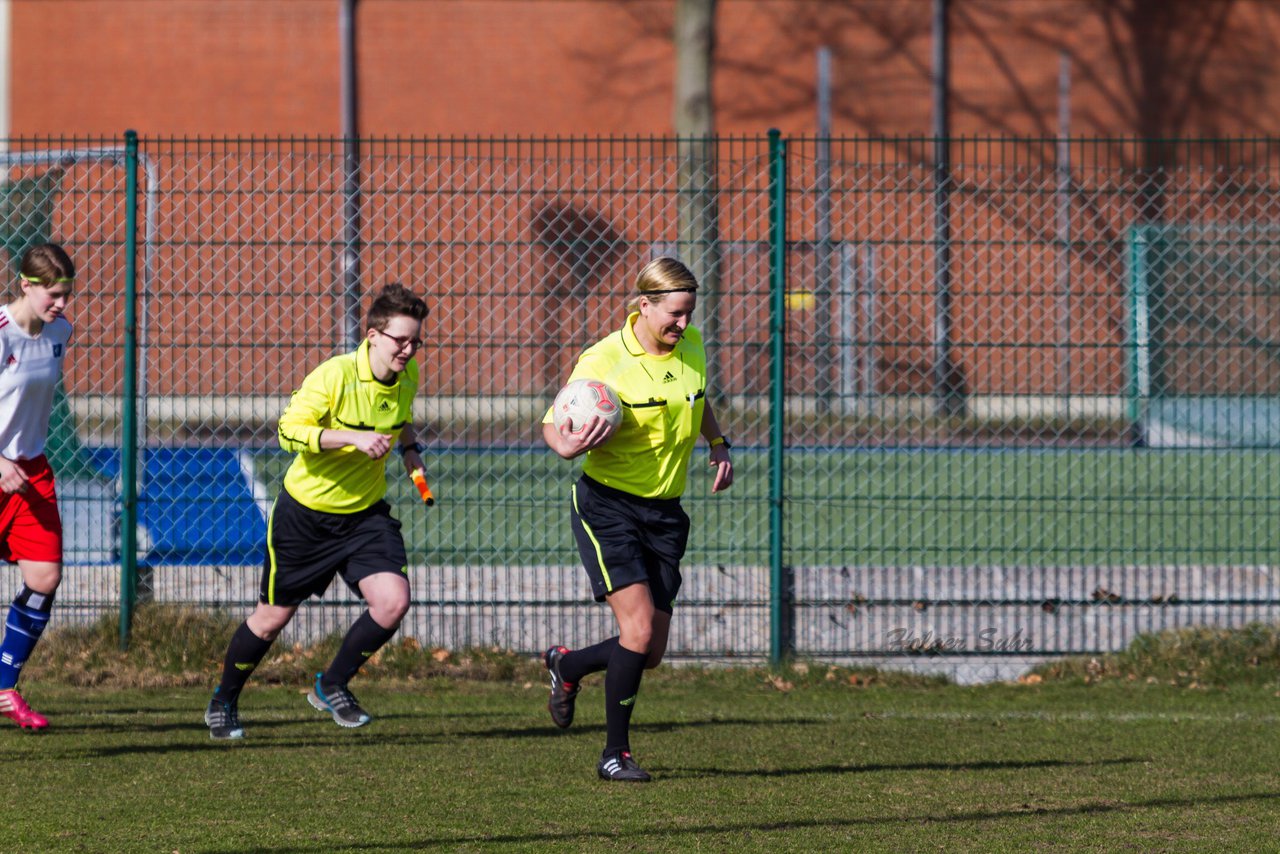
[8,134,1280,680]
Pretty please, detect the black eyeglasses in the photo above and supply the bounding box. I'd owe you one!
[375,328,423,351]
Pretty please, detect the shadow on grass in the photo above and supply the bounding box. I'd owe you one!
[50,730,454,759]
[0,711,1145,773]
[43,716,826,758]
[196,789,1280,852]
[657,756,1144,779]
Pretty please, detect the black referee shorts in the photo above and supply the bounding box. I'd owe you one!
[570,474,689,613]
[260,487,409,607]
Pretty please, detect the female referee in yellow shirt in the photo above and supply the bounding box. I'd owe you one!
[204,283,429,740]
[541,256,733,782]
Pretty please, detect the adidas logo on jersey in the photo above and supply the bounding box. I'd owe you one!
[4,355,14,366]
[378,401,391,411]
[661,371,677,383]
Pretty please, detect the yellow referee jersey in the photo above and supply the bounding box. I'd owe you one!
[277,339,419,513]
[546,312,706,499]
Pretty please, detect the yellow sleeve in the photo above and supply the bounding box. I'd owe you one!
[277,360,337,454]
[567,350,611,385]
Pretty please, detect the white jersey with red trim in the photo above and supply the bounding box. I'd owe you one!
[0,305,72,460]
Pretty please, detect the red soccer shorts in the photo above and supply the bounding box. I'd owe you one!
[0,456,62,563]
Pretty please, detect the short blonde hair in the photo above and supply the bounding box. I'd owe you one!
[627,256,698,313]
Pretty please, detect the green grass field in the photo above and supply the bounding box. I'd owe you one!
[7,674,1280,852]
[257,447,1280,568]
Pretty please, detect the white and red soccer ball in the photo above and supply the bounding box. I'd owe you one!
[553,379,623,434]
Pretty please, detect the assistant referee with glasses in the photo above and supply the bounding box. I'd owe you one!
[205,283,429,740]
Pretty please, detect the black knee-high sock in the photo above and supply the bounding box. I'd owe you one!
[603,645,648,755]
[215,621,274,703]
[559,636,618,685]
[323,611,397,688]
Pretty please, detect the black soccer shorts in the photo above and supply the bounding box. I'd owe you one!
[570,474,688,613]
[260,487,409,607]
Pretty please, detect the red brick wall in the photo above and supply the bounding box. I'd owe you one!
[16,0,1280,137]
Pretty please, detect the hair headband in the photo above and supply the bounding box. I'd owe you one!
[640,287,697,296]
[21,274,74,284]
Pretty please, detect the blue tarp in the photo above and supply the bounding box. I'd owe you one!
[87,447,267,565]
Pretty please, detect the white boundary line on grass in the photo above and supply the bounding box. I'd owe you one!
[864,710,1280,723]
[73,707,1280,725]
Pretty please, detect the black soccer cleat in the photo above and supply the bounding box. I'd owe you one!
[204,696,245,740]
[544,646,580,729]
[307,673,372,728]
[597,749,652,782]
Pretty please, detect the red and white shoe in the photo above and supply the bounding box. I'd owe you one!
[0,689,48,731]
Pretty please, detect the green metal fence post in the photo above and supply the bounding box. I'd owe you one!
[119,129,140,650]
[1126,226,1152,448]
[767,129,791,665]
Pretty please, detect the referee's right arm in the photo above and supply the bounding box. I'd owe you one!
[278,362,393,460]
[318,429,392,459]
[277,365,332,454]
[542,417,614,460]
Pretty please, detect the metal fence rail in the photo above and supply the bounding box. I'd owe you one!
[7,133,1280,680]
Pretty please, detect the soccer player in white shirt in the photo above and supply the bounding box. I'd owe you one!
[0,243,75,730]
